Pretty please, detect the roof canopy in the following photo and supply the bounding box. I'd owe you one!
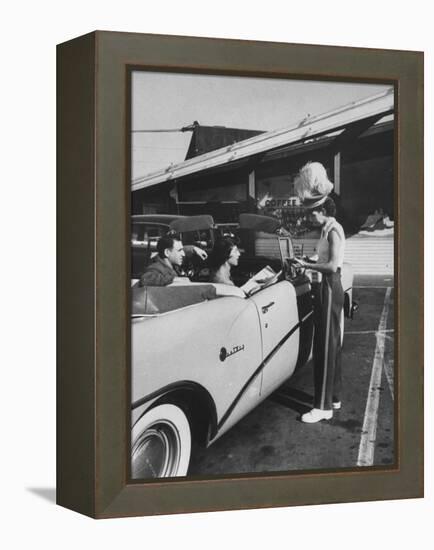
[132,88,394,192]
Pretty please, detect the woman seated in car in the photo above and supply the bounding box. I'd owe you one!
[208,237,241,286]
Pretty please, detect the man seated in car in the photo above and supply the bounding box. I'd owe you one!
[140,233,245,298]
[139,232,204,286]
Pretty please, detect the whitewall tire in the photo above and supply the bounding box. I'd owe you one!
[131,403,192,479]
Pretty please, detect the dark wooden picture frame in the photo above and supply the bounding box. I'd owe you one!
[57,31,423,519]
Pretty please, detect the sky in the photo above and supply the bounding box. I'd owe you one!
[132,71,391,179]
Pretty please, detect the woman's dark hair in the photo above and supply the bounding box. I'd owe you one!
[208,237,236,270]
[311,196,336,217]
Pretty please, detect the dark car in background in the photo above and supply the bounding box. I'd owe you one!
[131,214,218,279]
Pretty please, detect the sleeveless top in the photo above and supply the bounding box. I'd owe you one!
[317,217,345,269]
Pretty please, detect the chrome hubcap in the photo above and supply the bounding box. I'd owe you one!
[132,421,181,478]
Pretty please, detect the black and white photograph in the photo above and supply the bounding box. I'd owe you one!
[5,0,430,542]
[129,72,395,480]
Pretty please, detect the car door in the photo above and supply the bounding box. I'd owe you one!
[249,280,300,398]
[132,293,264,441]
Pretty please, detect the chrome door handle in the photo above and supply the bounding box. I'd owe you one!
[261,301,275,314]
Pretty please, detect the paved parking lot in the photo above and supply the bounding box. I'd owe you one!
[189,275,395,476]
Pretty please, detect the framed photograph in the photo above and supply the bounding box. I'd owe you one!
[57,31,423,518]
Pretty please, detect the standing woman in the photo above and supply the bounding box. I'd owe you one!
[292,162,346,423]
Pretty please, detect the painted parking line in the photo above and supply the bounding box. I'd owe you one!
[383,359,394,401]
[357,287,392,467]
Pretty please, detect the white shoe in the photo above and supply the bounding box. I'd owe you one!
[301,408,333,423]
[332,401,341,410]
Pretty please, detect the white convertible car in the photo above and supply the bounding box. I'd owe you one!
[131,214,354,479]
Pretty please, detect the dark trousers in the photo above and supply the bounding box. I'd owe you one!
[312,271,344,410]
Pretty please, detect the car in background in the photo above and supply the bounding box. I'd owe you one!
[131,214,217,280]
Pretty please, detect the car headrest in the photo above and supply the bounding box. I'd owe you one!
[169,215,214,233]
[239,213,281,233]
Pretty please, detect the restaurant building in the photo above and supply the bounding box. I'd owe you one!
[132,90,395,274]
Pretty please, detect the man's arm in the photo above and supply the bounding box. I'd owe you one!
[184,245,208,261]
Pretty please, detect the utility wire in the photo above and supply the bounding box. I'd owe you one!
[132,128,184,133]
